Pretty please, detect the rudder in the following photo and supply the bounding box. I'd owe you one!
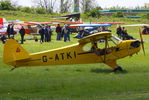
[3,39,29,66]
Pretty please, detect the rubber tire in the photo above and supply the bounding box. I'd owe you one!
[113,66,123,72]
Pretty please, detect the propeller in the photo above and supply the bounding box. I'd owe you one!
[104,36,108,62]
[139,28,145,55]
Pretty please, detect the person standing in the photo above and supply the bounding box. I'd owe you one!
[64,25,70,42]
[48,25,52,42]
[39,26,45,43]
[44,25,50,42]
[7,24,11,39]
[61,26,65,40]
[56,24,62,40]
[10,24,14,39]
[19,26,26,44]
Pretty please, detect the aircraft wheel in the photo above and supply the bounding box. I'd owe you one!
[113,66,123,72]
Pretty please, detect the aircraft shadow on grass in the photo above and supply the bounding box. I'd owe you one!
[90,68,127,74]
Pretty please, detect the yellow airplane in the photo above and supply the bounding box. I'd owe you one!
[3,32,142,72]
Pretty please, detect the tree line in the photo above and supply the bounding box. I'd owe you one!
[0,0,148,19]
[0,0,100,13]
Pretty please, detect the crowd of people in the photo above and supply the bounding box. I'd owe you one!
[0,24,15,44]
[0,24,26,44]
[38,25,52,43]
[0,23,72,44]
[38,24,71,43]
[56,24,71,42]
[0,23,148,44]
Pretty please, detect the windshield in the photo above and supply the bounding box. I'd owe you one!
[111,35,122,42]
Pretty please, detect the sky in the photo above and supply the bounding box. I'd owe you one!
[14,0,149,8]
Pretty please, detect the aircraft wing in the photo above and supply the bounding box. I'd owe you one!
[71,24,111,27]
[52,21,83,24]
[78,32,112,44]
[94,22,124,25]
[24,21,40,25]
[122,24,149,27]
[40,22,52,24]
[24,21,52,25]
[53,12,80,19]
[63,21,83,24]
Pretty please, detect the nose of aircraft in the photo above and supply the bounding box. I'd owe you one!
[130,40,141,48]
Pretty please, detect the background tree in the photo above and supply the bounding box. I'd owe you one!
[80,0,97,12]
[60,0,73,13]
[0,0,15,10]
[35,7,47,14]
[33,0,58,13]
[80,0,92,12]
[85,7,102,18]
[112,11,124,17]
[143,13,149,20]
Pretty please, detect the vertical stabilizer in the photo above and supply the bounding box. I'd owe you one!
[3,39,29,66]
[0,18,8,27]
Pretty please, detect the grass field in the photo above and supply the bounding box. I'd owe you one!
[0,11,149,100]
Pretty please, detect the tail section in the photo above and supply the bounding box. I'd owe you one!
[3,39,30,66]
[0,18,8,27]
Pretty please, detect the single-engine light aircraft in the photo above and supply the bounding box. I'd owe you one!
[3,32,141,72]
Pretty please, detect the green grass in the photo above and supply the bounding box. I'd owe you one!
[0,11,149,100]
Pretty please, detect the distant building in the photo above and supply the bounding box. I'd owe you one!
[100,9,149,16]
[74,0,79,12]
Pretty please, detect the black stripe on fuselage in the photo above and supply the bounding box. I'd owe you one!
[28,59,41,62]
[77,51,93,55]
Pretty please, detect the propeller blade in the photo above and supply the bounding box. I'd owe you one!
[139,28,145,55]
[104,36,108,62]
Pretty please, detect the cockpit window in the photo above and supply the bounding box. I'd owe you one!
[107,35,122,47]
[82,35,121,52]
[97,40,105,49]
[83,43,92,51]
